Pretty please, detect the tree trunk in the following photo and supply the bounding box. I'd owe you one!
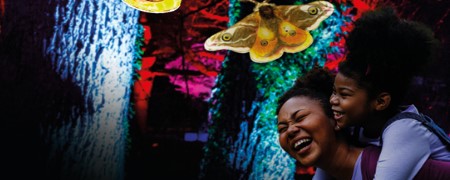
[0,0,139,179]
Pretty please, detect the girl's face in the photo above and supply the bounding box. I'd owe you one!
[330,72,374,128]
[277,96,335,166]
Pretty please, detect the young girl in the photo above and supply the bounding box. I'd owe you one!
[276,67,450,180]
[329,7,450,180]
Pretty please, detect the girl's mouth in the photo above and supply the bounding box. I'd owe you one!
[333,110,344,121]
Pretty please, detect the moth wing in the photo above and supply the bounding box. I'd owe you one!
[277,20,313,49]
[276,1,334,31]
[249,10,316,63]
[249,35,282,63]
[251,22,313,63]
[273,1,333,58]
[204,13,260,53]
[248,5,318,63]
[248,15,284,63]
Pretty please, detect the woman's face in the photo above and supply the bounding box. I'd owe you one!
[277,96,335,166]
[330,72,373,128]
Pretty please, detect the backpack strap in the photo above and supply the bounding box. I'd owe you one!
[360,146,381,180]
[380,112,450,149]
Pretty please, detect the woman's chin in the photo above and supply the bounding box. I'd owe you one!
[298,157,316,167]
[296,151,319,166]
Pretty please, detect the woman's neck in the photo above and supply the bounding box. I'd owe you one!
[318,139,363,180]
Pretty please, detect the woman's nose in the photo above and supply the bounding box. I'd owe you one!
[287,124,300,137]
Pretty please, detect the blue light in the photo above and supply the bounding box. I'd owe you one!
[43,0,139,179]
[185,132,198,142]
[198,132,209,142]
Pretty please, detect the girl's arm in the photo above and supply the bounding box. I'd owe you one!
[374,118,432,180]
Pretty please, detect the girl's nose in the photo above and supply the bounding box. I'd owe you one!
[330,94,338,105]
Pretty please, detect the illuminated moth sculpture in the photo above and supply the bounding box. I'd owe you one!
[122,0,181,13]
[204,0,334,63]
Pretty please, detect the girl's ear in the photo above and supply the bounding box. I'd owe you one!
[374,92,391,111]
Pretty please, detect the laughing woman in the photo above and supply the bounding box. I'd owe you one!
[276,68,450,180]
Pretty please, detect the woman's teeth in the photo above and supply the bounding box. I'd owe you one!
[294,138,312,150]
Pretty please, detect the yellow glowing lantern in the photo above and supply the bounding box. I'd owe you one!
[122,0,181,13]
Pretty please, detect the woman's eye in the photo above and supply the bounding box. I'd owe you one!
[278,127,286,133]
[295,115,306,122]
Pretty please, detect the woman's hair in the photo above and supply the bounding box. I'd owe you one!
[339,7,438,108]
[276,67,335,118]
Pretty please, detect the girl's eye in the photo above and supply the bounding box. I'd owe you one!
[340,93,350,97]
[334,90,349,98]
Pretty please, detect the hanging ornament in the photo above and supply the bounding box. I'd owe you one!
[122,0,181,13]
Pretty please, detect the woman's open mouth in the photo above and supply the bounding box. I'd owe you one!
[293,138,312,154]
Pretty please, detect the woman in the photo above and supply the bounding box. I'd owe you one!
[276,68,450,179]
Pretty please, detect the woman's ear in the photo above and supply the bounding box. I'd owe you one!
[374,92,391,111]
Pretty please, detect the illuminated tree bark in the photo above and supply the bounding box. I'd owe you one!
[0,0,139,179]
